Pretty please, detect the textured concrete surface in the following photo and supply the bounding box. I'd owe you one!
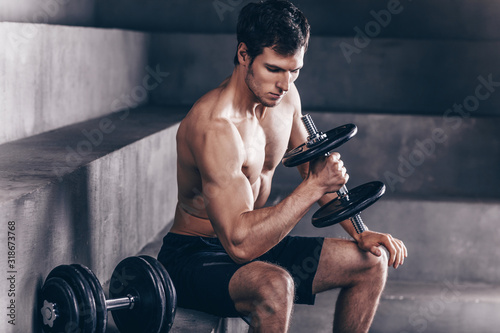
[0,0,96,26]
[149,33,500,116]
[372,281,500,333]
[97,0,500,40]
[289,290,337,333]
[0,22,151,145]
[149,33,236,106]
[0,106,185,333]
[289,282,500,333]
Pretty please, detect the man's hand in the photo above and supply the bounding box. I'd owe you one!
[307,152,349,195]
[355,231,408,269]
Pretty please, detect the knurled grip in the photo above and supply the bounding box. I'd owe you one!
[350,213,367,234]
[302,114,319,138]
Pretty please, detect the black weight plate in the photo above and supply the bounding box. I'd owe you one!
[110,256,166,333]
[40,277,80,333]
[283,124,357,167]
[47,265,97,332]
[72,264,108,333]
[140,256,177,332]
[312,181,386,228]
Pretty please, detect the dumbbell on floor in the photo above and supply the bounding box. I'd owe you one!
[39,255,176,333]
[282,114,386,230]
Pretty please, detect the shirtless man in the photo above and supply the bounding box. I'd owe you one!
[158,1,407,332]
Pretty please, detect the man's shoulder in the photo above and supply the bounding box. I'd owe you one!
[280,83,301,113]
[179,90,238,147]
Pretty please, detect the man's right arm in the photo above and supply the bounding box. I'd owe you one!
[193,119,346,264]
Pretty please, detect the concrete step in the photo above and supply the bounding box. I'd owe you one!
[371,281,500,333]
[98,0,500,40]
[149,33,500,116]
[0,22,153,145]
[7,0,499,41]
[0,105,185,333]
[288,281,500,333]
[0,0,96,26]
[272,111,500,204]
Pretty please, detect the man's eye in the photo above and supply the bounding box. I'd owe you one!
[267,67,280,73]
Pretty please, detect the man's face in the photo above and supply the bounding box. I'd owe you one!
[245,46,304,108]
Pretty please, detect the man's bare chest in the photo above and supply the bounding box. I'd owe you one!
[236,116,292,184]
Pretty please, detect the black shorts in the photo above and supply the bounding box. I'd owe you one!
[157,233,324,317]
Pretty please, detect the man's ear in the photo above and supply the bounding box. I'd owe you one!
[237,42,250,66]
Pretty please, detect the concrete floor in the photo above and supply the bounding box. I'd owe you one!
[289,289,339,333]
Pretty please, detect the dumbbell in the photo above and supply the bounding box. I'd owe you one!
[282,114,386,231]
[39,255,177,333]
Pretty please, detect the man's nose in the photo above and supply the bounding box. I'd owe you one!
[277,72,291,92]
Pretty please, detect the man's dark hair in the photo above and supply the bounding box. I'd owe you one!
[233,0,310,65]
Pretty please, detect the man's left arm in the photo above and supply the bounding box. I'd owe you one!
[288,98,407,269]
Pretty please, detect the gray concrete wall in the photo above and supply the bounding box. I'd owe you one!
[97,0,500,40]
[0,22,151,145]
[299,38,500,115]
[0,106,183,333]
[149,33,236,106]
[0,0,96,26]
[149,33,500,116]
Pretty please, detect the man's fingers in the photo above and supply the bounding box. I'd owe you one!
[337,159,344,170]
[394,240,404,268]
[386,237,406,269]
[388,246,397,268]
[359,232,407,269]
[382,235,398,268]
[330,152,341,161]
[370,246,382,257]
[397,239,406,265]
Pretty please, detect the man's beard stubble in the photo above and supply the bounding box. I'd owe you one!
[245,64,277,108]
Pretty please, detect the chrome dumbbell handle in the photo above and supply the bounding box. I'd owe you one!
[106,294,138,311]
[301,115,367,234]
[41,294,139,328]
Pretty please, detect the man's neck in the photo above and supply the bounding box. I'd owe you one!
[227,65,267,120]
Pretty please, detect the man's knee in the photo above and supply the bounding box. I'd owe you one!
[364,249,388,282]
[231,262,295,315]
[254,264,295,308]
